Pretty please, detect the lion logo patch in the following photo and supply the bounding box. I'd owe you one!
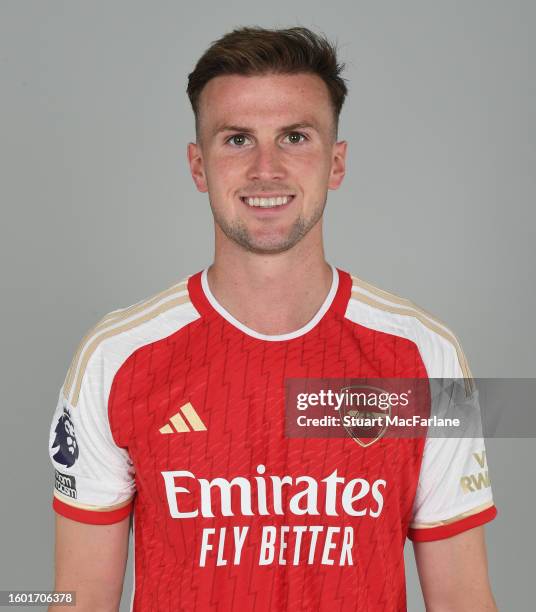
[51,405,79,468]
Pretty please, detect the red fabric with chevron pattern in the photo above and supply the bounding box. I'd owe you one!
[105,270,431,611]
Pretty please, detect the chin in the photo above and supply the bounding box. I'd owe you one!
[239,234,303,254]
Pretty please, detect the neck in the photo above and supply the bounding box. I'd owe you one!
[206,223,333,336]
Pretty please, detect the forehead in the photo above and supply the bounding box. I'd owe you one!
[198,73,333,130]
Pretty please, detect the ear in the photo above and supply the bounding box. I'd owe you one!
[328,140,347,190]
[187,142,208,193]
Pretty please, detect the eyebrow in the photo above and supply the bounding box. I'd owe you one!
[212,121,319,137]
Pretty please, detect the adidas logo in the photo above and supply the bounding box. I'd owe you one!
[159,403,207,434]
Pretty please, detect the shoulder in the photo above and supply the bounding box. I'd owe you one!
[343,270,473,382]
[61,274,200,408]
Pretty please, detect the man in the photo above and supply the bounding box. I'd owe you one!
[49,27,497,611]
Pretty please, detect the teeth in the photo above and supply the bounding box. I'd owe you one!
[244,196,292,207]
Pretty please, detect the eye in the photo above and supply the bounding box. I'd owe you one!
[283,132,308,144]
[226,134,251,147]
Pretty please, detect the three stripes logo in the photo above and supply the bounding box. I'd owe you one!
[160,403,207,434]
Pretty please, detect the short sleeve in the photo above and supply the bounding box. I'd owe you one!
[407,384,497,542]
[49,347,136,524]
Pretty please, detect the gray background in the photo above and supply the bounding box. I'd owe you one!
[1,0,534,610]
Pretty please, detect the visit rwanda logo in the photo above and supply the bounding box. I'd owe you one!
[51,405,79,468]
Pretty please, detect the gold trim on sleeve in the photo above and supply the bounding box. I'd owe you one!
[63,280,189,400]
[349,278,474,396]
[53,490,134,512]
[410,501,494,529]
[69,293,192,407]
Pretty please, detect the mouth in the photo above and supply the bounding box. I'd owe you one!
[240,195,295,208]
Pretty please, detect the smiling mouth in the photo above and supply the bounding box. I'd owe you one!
[240,195,295,208]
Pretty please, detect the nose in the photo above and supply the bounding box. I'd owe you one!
[246,142,286,182]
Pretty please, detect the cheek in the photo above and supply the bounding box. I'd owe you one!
[288,147,331,170]
[206,156,243,189]
[293,153,332,184]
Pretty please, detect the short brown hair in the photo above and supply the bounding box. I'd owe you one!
[187,26,348,136]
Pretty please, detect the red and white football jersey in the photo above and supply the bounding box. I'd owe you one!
[49,266,496,611]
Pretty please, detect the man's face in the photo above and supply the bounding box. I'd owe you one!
[188,72,347,254]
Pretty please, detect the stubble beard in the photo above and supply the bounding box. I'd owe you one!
[210,196,327,255]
